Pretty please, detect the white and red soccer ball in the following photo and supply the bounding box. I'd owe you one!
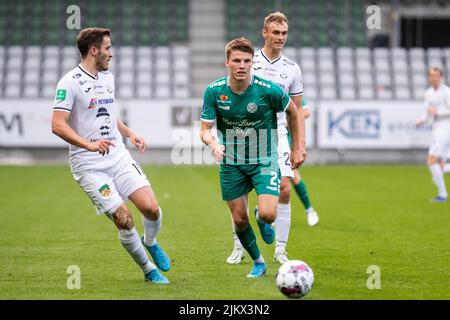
[276,260,314,298]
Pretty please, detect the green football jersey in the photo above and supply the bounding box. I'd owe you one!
[201,75,291,165]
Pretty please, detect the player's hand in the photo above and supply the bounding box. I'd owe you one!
[427,106,438,117]
[213,144,225,162]
[415,119,425,127]
[130,134,146,153]
[290,149,304,169]
[87,140,115,156]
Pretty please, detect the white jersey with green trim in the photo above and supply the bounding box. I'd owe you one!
[252,49,303,134]
[53,65,126,175]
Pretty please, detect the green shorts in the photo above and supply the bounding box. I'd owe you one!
[219,162,281,201]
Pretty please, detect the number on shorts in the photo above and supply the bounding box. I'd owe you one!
[284,152,290,166]
[270,171,278,187]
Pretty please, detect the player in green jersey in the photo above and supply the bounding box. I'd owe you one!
[200,37,306,278]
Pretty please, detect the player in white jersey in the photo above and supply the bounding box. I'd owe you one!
[416,67,450,203]
[226,12,318,265]
[51,28,171,284]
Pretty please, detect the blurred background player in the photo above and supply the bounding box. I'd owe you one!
[291,97,318,225]
[416,67,450,203]
[200,37,305,278]
[51,28,170,284]
[226,12,317,266]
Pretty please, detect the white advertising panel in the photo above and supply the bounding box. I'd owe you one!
[0,100,66,147]
[317,100,431,149]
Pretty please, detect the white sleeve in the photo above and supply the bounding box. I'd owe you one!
[289,65,303,96]
[437,88,450,118]
[52,76,76,113]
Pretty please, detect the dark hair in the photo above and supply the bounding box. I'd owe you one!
[77,28,111,59]
[225,37,254,60]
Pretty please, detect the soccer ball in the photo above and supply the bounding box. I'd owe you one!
[276,260,314,298]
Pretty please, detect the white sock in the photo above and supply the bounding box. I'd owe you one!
[254,255,265,264]
[119,227,155,274]
[142,207,162,246]
[444,164,450,174]
[275,203,291,253]
[429,164,448,198]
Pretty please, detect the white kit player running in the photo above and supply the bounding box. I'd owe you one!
[227,12,313,265]
[416,67,450,203]
[51,28,171,284]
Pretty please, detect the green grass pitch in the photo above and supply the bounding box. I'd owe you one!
[0,165,449,299]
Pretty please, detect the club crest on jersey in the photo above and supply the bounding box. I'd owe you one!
[98,184,111,197]
[72,73,81,79]
[247,102,258,113]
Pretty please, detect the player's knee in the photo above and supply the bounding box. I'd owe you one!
[257,208,276,224]
[279,182,291,203]
[140,202,160,220]
[233,214,249,231]
[112,207,135,230]
[427,156,439,166]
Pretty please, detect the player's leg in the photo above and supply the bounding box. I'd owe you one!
[291,170,319,226]
[272,133,292,263]
[115,157,171,272]
[228,195,266,278]
[427,138,448,202]
[107,204,168,284]
[274,176,291,264]
[128,186,170,272]
[75,171,167,283]
[227,214,246,264]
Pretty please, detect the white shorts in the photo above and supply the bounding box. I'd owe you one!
[74,152,151,215]
[428,129,450,159]
[277,132,294,178]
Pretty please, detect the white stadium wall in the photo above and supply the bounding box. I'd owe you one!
[0,99,431,164]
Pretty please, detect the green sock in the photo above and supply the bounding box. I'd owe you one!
[235,225,261,260]
[294,180,312,210]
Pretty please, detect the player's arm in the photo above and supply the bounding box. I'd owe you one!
[285,99,305,168]
[290,95,306,149]
[51,110,114,155]
[199,87,224,161]
[200,121,224,162]
[117,119,146,153]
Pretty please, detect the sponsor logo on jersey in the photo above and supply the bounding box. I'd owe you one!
[98,184,111,197]
[56,89,66,101]
[88,98,97,109]
[72,73,81,79]
[94,85,105,94]
[280,71,288,79]
[247,102,258,113]
[98,98,114,105]
[96,107,110,118]
[220,94,228,101]
[218,105,230,110]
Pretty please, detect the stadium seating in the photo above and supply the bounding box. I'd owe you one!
[1,0,450,100]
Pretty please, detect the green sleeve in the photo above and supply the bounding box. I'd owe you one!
[201,87,217,122]
[270,85,291,112]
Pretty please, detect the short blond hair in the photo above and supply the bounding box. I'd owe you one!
[263,11,288,30]
[225,37,254,60]
[428,67,444,77]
